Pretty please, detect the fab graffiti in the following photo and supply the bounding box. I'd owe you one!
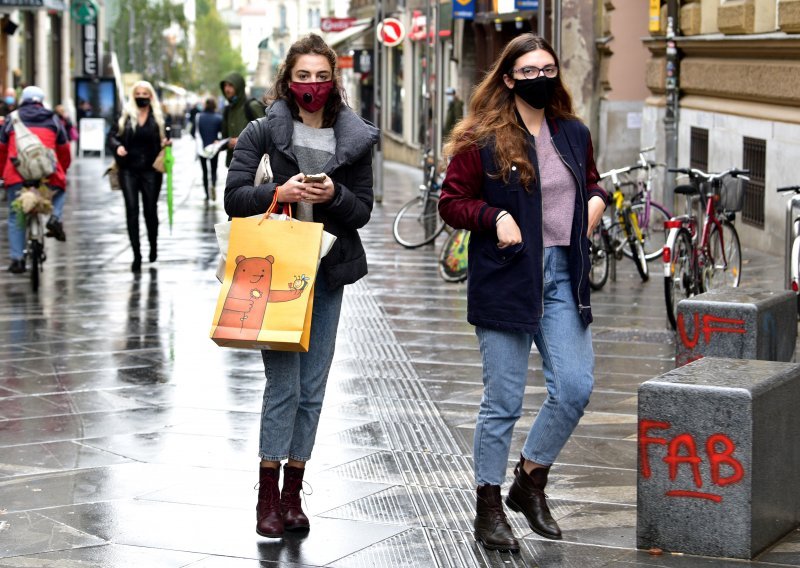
[639,419,745,503]
[676,312,746,367]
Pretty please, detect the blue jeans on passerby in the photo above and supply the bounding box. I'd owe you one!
[473,246,594,486]
[6,184,65,260]
[259,275,345,462]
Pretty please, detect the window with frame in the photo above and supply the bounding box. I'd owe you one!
[690,127,708,171]
[742,137,766,228]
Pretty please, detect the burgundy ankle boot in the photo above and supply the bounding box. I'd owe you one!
[505,456,562,540]
[256,466,284,537]
[281,465,310,532]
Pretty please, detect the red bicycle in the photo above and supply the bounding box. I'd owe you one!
[662,167,750,330]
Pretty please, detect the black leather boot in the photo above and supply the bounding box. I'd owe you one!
[505,456,562,540]
[474,485,519,553]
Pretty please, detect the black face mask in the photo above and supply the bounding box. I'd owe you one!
[512,76,555,110]
[135,97,150,108]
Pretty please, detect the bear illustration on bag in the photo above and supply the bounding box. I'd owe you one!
[212,255,303,341]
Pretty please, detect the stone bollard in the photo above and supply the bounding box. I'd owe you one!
[675,288,797,367]
[638,357,800,559]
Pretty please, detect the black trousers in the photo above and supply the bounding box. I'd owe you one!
[120,168,162,258]
[199,155,219,197]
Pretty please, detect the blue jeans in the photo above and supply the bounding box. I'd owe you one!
[474,246,594,486]
[7,184,65,261]
[259,275,344,462]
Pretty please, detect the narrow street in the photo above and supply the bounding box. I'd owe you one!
[0,135,798,567]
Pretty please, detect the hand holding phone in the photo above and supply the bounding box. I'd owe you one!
[303,173,326,183]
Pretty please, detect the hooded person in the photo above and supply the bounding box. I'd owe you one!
[219,72,266,166]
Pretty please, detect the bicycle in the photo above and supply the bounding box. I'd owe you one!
[392,150,446,248]
[777,185,800,317]
[438,228,470,282]
[10,184,50,292]
[589,152,671,288]
[662,167,749,330]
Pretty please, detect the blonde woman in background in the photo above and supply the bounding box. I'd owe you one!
[107,81,171,272]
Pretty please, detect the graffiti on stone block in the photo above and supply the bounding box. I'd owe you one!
[676,312,746,367]
[639,419,745,503]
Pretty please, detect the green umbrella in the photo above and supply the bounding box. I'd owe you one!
[164,143,175,233]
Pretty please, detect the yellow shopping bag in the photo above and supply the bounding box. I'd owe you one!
[209,207,324,351]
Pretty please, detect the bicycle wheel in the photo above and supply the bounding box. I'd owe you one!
[588,225,610,290]
[392,193,445,248]
[665,228,694,330]
[704,220,741,290]
[29,240,41,293]
[621,201,670,261]
[792,235,800,319]
[438,228,470,282]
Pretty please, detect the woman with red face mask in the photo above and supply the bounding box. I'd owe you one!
[224,34,379,539]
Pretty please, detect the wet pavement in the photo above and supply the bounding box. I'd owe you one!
[1,136,799,567]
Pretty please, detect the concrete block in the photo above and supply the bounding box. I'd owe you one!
[779,0,800,32]
[638,357,800,559]
[718,0,755,34]
[675,288,797,367]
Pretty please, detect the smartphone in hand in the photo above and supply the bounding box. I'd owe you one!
[303,173,326,183]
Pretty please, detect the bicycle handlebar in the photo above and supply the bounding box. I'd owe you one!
[599,163,643,182]
[668,167,751,182]
[777,185,800,193]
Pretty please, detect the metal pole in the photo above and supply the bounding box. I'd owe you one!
[537,0,546,38]
[663,0,680,210]
[373,7,384,203]
[432,0,442,169]
[552,0,561,58]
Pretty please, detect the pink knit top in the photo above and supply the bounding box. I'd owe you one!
[536,119,576,247]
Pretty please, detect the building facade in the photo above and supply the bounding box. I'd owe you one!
[643,0,800,254]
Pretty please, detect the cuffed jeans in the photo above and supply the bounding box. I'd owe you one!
[474,246,594,486]
[7,183,65,261]
[259,275,344,462]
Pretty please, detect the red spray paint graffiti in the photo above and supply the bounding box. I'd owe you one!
[676,312,746,367]
[639,419,745,502]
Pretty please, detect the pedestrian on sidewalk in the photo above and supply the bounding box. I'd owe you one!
[438,34,607,553]
[0,85,71,274]
[107,80,171,273]
[220,72,265,168]
[224,33,379,539]
[194,97,222,201]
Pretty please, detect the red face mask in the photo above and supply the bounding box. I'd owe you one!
[289,80,334,113]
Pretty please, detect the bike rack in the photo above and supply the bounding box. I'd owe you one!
[784,195,800,289]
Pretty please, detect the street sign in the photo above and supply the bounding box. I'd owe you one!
[321,17,356,32]
[377,17,405,47]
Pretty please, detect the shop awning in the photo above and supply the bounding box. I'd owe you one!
[325,18,373,50]
[0,0,66,9]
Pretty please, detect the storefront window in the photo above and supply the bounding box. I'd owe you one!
[390,43,403,134]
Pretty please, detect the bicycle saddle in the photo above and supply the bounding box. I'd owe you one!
[674,184,699,196]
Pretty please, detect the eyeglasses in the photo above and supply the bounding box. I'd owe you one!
[510,65,559,80]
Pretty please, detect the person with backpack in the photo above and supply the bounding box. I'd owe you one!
[220,72,265,167]
[0,86,71,274]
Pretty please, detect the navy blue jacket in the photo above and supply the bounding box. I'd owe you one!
[196,110,222,147]
[439,117,607,333]
[224,99,380,289]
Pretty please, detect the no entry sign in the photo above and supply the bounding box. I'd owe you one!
[377,17,405,47]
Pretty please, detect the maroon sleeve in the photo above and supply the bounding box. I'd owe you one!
[55,142,71,172]
[438,146,504,233]
[586,135,607,205]
[0,141,7,173]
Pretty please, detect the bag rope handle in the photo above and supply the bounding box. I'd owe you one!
[259,189,292,225]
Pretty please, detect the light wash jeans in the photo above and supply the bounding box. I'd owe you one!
[474,246,594,486]
[7,183,65,261]
[259,275,344,462]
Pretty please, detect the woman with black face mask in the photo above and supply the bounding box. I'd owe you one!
[438,34,608,553]
[224,33,379,539]
[107,80,171,272]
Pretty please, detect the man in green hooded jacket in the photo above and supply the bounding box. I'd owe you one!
[220,72,266,166]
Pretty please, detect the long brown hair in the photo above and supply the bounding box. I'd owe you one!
[268,34,345,128]
[444,34,577,188]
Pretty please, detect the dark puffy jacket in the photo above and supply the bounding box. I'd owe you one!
[438,117,607,333]
[224,99,380,289]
